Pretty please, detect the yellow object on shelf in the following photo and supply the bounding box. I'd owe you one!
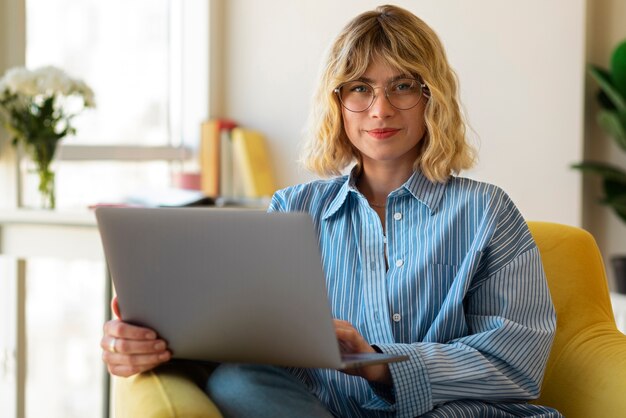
[231,128,277,198]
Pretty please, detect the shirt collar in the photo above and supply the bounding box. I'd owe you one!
[322,168,448,220]
[321,172,357,220]
[403,170,448,215]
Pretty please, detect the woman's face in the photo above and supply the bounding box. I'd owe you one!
[340,59,427,172]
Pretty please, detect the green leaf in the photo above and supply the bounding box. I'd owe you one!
[597,109,626,151]
[604,178,626,199]
[572,161,626,184]
[588,64,626,111]
[598,90,616,110]
[611,40,626,99]
[602,180,626,223]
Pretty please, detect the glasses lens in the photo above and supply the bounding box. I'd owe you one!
[337,81,374,112]
[336,78,424,112]
[386,78,423,110]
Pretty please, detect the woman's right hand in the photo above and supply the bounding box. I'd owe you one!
[101,296,171,377]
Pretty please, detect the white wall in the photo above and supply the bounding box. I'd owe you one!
[220,0,586,226]
[585,0,626,289]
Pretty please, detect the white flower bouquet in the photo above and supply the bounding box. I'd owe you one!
[0,66,95,208]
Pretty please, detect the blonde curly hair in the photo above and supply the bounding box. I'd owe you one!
[302,4,475,183]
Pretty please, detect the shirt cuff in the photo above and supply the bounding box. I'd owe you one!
[374,343,433,418]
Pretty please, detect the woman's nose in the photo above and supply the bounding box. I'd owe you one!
[368,90,395,118]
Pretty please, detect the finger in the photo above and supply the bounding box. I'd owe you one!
[103,350,171,377]
[335,328,358,352]
[106,360,166,378]
[107,364,144,378]
[333,319,353,328]
[335,325,360,340]
[335,327,374,354]
[333,319,363,336]
[103,350,171,369]
[100,336,168,355]
[338,339,356,353]
[104,319,157,340]
[111,296,121,318]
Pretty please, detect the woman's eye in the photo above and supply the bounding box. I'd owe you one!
[391,80,418,94]
[350,84,371,94]
[393,82,411,91]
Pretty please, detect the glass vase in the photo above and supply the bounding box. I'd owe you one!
[35,165,56,209]
[21,155,57,210]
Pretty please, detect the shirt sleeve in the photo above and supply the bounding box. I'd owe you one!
[373,242,556,418]
[267,190,287,213]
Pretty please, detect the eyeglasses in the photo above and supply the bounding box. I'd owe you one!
[334,78,428,112]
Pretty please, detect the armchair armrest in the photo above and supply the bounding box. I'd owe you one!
[114,362,223,418]
[535,324,626,418]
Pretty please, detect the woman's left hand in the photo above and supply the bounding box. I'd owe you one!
[333,319,392,384]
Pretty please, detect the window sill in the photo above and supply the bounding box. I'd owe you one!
[58,145,194,161]
[0,208,101,260]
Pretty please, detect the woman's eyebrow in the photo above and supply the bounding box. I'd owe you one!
[356,76,374,83]
[357,74,413,84]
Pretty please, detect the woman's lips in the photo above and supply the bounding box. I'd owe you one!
[367,128,401,139]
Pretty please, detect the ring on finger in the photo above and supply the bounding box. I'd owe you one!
[108,337,117,353]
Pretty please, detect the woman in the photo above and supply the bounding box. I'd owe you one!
[102,5,562,417]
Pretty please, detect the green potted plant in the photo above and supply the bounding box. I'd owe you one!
[573,39,626,293]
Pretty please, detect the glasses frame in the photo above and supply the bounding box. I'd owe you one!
[333,78,429,113]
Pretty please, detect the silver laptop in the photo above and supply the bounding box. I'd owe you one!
[95,207,408,369]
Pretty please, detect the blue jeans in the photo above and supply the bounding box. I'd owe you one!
[205,364,335,418]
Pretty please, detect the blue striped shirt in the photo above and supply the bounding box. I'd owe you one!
[269,170,560,418]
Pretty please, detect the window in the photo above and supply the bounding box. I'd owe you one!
[1,2,211,418]
[27,0,172,146]
[23,0,209,208]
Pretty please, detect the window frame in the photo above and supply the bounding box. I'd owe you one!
[0,1,221,416]
[6,0,223,208]
[42,0,216,158]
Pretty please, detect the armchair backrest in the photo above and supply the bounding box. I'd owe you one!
[528,221,626,417]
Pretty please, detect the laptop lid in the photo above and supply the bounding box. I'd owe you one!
[95,207,407,369]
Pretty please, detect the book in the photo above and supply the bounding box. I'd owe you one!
[220,127,247,198]
[91,189,214,208]
[199,119,237,197]
[231,128,277,198]
[219,127,234,198]
[124,188,214,207]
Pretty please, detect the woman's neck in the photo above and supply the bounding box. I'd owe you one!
[357,161,415,205]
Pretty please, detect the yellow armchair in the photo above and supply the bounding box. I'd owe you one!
[113,362,222,418]
[529,222,626,417]
[112,222,626,418]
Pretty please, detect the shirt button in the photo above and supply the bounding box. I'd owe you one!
[393,212,402,221]
[392,313,401,322]
[395,259,404,267]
